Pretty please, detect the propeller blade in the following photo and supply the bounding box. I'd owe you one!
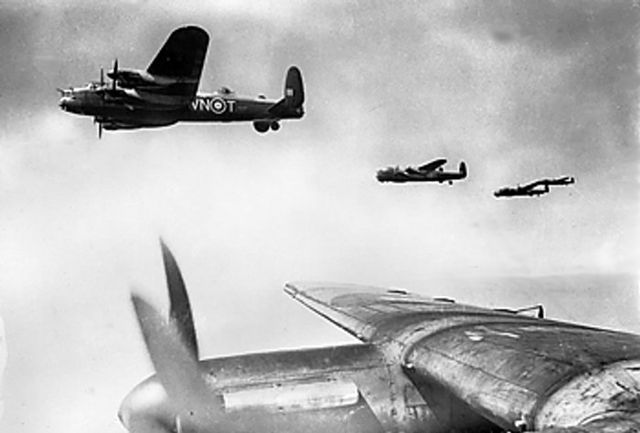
[160,239,199,360]
[100,67,104,86]
[130,294,210,410]
[130,293,224,429]
[56,88,66,96]
[112,58,118,91]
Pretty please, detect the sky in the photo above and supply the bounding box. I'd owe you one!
[0,1,638,432]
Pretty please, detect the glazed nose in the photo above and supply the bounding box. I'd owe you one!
[118,380,169,431]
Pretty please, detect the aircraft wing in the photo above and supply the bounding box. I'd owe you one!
[418,158,447,172]
[284,282,490,342]
[285,283,640,432]
[144,26,209,103]
[522,179,546,190]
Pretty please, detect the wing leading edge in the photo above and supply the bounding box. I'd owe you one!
[418,158,447,172]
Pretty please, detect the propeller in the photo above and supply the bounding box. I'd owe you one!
[100,67,105,87]
[161,239,199,360]
[111,58,118,91]
[129,240,226,430]
[130,294,208,411]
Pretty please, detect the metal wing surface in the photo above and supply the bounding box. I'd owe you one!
[144,26,209,104]
[418,158,447,172]
[285,283,640,432]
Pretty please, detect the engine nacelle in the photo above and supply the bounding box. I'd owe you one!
[253,121,270,133]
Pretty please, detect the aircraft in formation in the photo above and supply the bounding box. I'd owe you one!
[57,26,305,137]
[55,25,578,202]
[494,176,575,198]
[120,242,640,433]
[376,158,467,184]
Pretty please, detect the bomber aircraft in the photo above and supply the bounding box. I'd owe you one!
[120,242,640,433]
[376,158,467,184]
[57,26,305,137]
[494,176,575,198]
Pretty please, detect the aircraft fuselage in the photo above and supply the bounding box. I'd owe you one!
[59,88,303,130]
[493,189,548,198]
[376,170,466,184]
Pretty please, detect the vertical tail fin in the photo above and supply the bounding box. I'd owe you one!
[284,66,304,108]
[268,66,305,117]
[459,161,467,178]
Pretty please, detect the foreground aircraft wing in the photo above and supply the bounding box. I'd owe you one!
[144,26,209,104]
[418,158,447,172]
[285,283,640,432]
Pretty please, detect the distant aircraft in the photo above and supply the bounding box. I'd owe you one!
[58,26,305,137]
[120,242,640,433]
[494,176,575,198]
[376,158,467,184]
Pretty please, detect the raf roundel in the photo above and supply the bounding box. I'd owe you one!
[210,98,227,114]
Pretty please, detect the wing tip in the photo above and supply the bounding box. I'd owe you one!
[174,25,210,40]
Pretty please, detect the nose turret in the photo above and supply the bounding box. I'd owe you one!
[58,92,85,114]
[58,96,73,111]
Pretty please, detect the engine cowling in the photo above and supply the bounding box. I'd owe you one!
[253,121,270,133]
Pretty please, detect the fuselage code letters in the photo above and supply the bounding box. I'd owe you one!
[190,97,236,114]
